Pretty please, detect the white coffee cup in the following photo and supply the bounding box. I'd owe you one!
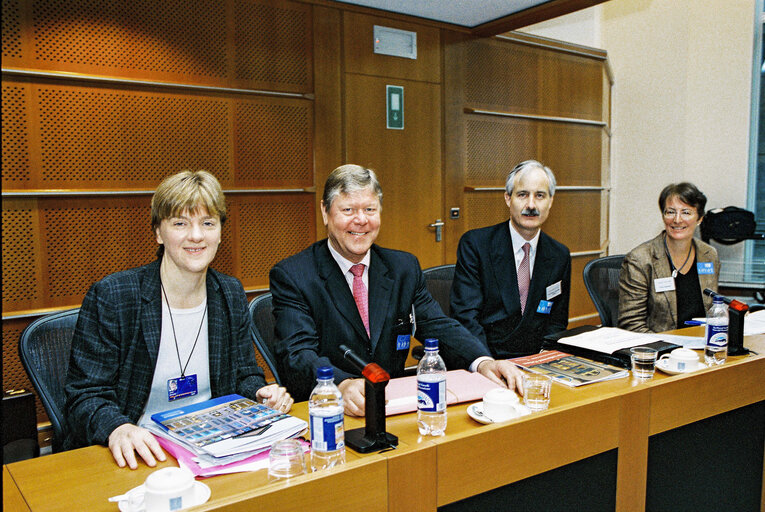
[482,388,523,422]
[127,467,196,512]
[659,348,699,372]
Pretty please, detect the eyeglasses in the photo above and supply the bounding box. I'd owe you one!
[663,209,696,220]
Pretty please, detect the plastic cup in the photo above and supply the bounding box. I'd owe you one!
[268,440,307,481]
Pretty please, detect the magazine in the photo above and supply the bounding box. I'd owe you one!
[510,350,629,387]
[150,394,307,459]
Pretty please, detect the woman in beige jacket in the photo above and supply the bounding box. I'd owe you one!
[618,183,719,333]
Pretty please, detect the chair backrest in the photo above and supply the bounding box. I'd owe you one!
[18,308,79,453]
[582,255,625,327]
[422,264,456,317]
[248,292,281,385]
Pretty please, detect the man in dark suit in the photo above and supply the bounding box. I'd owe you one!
[270,164,523,415]
[450,160,571,358]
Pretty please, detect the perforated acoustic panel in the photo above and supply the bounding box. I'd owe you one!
[235,99,313,186]
[2,0,23,60]
[234,0,312,89]
[1,83,31,184]
[465,116,603,187]
[41,198,157,305]
[36,85,232,187]
[2,205,41,307]
[7,0,312,91]
[464,38,603,121]
[3,80,315,190]
[238,194,315,283]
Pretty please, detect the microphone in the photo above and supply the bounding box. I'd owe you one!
[338,345,397,453]
[340,344,390,384]
[703,289,749,312]
[702,289,749,356]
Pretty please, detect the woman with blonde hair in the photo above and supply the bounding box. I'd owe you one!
[65,170,292,469]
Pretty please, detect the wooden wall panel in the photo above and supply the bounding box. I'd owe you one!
[232,0,313,92]
[463,37,604,121]
[463,191,601,254]
[464,116,603,187]
[1,0,312,93]
[445,33,611,326]
[1,78,314,191]
[343,11,440,83]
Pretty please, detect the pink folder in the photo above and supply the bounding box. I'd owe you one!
[384,369,501,416]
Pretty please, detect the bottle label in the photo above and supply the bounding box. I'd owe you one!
[310,412,344,452]
[705,324,728,348]
[417,378,446,412]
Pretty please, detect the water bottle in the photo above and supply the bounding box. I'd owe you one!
[308,366,345,471]
[704,296,728,366]
[417,338,447,436]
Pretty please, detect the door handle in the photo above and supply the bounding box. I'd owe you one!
[428,219,445,242]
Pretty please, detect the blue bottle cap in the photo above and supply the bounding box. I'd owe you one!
[317,366,334,379]
[713,296,723,304]
[424,338,439,350]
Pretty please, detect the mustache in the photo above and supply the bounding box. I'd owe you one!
[521,208,540,217]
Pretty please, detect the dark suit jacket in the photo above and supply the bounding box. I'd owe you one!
[64,259,267,449]
[450,221,571,357]
[269,240,490,401]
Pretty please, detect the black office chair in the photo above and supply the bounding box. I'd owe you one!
[582,255,625,327]
[18,308,79,453]
[422,264,456,316]
[248,292,282,385]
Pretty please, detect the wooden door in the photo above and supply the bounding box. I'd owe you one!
[344,74,443,268]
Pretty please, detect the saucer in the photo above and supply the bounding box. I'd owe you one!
[656,359,708,375]
[116,481,211,512]
[467,402,531,424]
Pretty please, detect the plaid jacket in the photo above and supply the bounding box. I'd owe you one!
[64,259,266,449]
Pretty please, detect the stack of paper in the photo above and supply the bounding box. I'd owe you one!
[143,394,307,476]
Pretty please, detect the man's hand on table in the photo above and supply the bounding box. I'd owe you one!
[108,423,166,470]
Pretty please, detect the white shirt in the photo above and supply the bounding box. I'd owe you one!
[508,221,541,280]
[138,299,212,427]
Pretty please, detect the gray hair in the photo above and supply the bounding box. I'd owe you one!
[504,160,557,197]
[322,164,383,212]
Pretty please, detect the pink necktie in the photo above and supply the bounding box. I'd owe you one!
[349,264,370,336]
[518,243,531,314]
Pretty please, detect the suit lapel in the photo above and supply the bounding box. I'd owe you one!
[316,242,369,342]
[141,260,163,369]
[491,223,521,317]
[526,234,553,317]
[368,248,394,354]
[205,274,224,394]
[650,234,677,327]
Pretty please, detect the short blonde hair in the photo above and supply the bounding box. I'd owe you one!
[151,170,227,232]
[322,164,383,212]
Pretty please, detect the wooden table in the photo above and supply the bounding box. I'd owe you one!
[5,330,764,511]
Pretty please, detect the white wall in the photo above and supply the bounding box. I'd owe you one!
[522,0,757,262]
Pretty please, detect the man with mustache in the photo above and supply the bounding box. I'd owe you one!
[450,160,571,357]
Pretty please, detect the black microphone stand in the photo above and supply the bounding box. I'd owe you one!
[340,345,399,453]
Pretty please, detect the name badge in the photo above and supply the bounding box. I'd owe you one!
[697,262,714,275]
[168,374,198,402]
[546,281,562,300]
[654,277,676,293]
[536,300,553,314]
[396,334,411,351]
